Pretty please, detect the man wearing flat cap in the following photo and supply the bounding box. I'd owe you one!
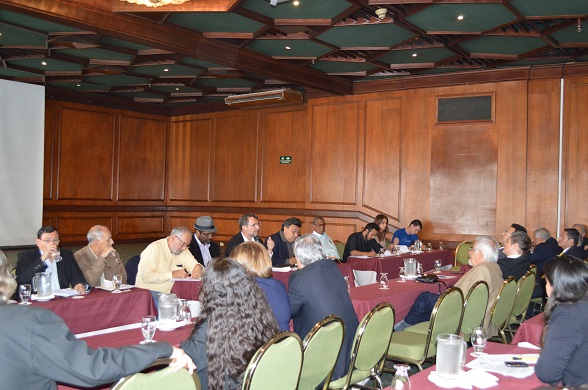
[189,216,221,267]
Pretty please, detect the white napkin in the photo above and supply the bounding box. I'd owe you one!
[428,370,472,389]
[428,369,499,389]
[517,342,541,350]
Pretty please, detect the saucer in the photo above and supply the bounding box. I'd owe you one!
[18,301,32,305]
[31,294,55,302]
[403,275,418,280]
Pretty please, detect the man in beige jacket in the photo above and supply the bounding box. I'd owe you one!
[75,225,126,287]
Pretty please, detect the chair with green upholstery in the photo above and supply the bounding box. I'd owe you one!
[111,359,201,390]
[299,315,345,390]
[458,281,489,342]
[242,332,303,390]
[386,286,464,371]
[450,241,474,271]
[328,302,395,390]
[488,276,517,344]
[503,269,536,337]
[334,241,345,261]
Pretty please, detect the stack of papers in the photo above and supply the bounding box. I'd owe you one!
[53,288,82,297]
[428,369,499,389]
[466,353,537,378]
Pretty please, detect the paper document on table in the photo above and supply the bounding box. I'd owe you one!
[272,267,294,273]
[171,278,201,281]
[396,245,410,253]
[466,354,536,378]
[517,342,541,350]
[437,275,458,279]
[53,288,81,297]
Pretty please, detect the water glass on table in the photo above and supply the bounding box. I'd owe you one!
[140,315,157,344]
[112,274,122,293]
[379,272,389,289]
[471,327,488,356]
[434,259,443,273]
[19,284,31,305]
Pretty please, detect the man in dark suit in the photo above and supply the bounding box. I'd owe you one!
[16,226,88,293]
[288,234,359,380]
[498,230,532,280]
[188,216,221,267]
[224,213,267,257]
[265,217,301,266]
[530,227,562,299]
[557,228,585,260]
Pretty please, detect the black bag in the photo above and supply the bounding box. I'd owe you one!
[416,273,439,284]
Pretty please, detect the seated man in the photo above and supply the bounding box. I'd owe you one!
[288,234,359,381]
[498,231,531,280]
[266,217,302,266]
[395,236,504,336]
[392,219,422,246]
[573,223,588,258]
[224,213,266,257]
[74,225,126,287]
[498,223,527,259]
[188,216,220,267]
[530,227,562,298]
[1,249,195,389]
[311,216,340,260]
[16,226,87,293]
[342,222,382,262]
[136,226,203,296]
[557,228,584,260]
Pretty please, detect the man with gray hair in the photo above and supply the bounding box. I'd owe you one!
[136,226,203,295]
[311,216,340,260]
[395,236,504,336]
[74,225,127,287]
[288,234,358,380]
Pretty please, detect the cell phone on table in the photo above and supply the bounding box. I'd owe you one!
[505,361,529,367]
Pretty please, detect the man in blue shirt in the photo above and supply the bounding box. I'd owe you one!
[392,219,422,246]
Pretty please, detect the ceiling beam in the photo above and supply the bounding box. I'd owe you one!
[0,0,352,95]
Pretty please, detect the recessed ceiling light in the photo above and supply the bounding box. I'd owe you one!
[76,84,81,87]
[293,0,299,5]
[163,68,169,72]
[285,46,291,50]
[412,53,418,57]
[41,61,47,66]
[175,87,180,91]
[457,15,464,20]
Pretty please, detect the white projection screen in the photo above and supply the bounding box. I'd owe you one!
[0,79,45,247]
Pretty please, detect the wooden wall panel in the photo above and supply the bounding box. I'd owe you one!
[118,115,167,201]
[563,76,588,227]
[212,114,258,202]
[169,118,212,202]
[260,109,307,203]
[117,216,165,235]
[526,79,561,234]
[55,216,114,242]
[57,108,115,201]
[363,98,402,220]
[44,104,56,200]
[310,101,360,205]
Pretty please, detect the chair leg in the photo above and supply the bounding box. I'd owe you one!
[374,374,383,390]
[499,329,507,344]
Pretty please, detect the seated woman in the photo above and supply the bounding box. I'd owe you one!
[232,241,291,331]
[535,255,588,387]
[374,214,394,251]
[180,257,279,390]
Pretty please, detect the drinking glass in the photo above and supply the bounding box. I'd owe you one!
[178,299,192,324]
[471,327,488,356]
[140,315,157,344]
[439,241,445,250]
[52,250,62,263]
[434,259,443,273]
[379,273,389,289]
[398,267,406,282]
[343,276,351,293]
[426,242,433,251]
[112,274,122,292]
[391,364,411,389]
[19,284,31,305]
[378,248,386,257]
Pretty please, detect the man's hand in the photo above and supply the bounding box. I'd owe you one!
[169,347,196,374]
[172,269,189,279]
[42,248,58,262]
[101,247,115,258]
[191,264,203,279]
[73,283,86,293]
[266,236,275,252]
[288,257,297,265]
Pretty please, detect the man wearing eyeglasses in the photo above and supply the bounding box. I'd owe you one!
[16,226,88,293]
[136,226,203,295]
[188,216,221,267]
[311,216,340,260]
[225,213,268,257]
[498,223,527,259]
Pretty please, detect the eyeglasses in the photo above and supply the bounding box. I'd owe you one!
[174,235,190,248]
[41,238,60,244]
[247,223,261,228]
[503,230,511,236]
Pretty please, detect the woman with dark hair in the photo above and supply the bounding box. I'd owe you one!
[232,241,291,331]
[374,214,394,250]
[535,256,588,387]
[180,257,279,390]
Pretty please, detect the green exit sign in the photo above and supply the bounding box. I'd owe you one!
[280,156,292,164]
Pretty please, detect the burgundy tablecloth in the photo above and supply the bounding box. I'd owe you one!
[171,263,355,300]
[30,288,156,334]
[348,249,453,279]
[350,272,462,321]
[57,324,194,390]
[511,313,544,346]
[397,342,544,389]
